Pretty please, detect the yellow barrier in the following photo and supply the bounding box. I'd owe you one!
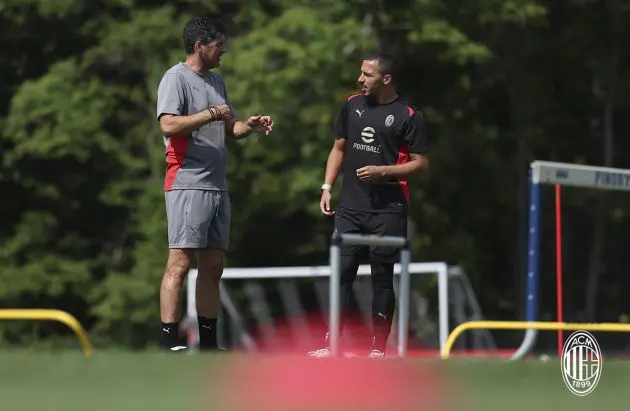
[0,309,93,357]
[441,320,630,359]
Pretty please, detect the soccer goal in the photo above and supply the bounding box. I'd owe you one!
[512,160,630,359]
[185,262,493,355]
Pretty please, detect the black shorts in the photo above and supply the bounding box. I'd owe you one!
[333,207,407,263]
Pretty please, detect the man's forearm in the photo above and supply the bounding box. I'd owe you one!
[381,157,429,178]
[324,148,344,185]
[231,120,253,139]
[160,110,213,137]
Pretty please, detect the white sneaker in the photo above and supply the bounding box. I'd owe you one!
[169,345,188,352]
[368,349,385,359]
[307,348,331,358]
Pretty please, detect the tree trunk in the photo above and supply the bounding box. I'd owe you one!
[585,38,618,321]
[503,25,532,323]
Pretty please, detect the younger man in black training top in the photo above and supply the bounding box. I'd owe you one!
[309,52,429,358]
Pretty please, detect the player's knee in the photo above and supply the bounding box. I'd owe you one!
[371,262,394,290]
[164,249,193,282]
[197,248,225,283]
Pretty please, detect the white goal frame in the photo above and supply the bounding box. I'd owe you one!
[186,261,450,353]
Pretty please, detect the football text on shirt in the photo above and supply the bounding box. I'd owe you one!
[352,142,381,153]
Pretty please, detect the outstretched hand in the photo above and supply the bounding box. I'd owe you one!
[247,115,274,135]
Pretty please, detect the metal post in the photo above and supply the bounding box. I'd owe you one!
[328,232,342,357]
[397,243,411,357]
[525,180,541,323]
[437,263,449,351]
[511,168,541,360]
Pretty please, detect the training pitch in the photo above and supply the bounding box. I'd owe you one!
[1,350,628,410]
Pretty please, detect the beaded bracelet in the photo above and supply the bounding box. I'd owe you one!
[207,106,220,121]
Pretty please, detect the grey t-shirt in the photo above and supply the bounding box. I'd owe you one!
[156,62,235,191]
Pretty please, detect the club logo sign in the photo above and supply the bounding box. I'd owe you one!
[561,331,602,396]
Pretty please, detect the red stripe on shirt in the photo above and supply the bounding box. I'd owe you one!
[397,140,410,202]
[164,136,189,191]
[347,93,362,101]
[397,106,415,202]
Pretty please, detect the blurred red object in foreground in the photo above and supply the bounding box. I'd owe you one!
[209,354,458,411]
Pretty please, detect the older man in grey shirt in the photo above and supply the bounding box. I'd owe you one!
[156,16,273,351]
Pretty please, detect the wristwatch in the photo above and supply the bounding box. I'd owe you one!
[321,183,333,192]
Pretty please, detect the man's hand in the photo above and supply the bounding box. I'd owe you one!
[247,115,274,135]
[320,190,335,216]
[356,165,386,182]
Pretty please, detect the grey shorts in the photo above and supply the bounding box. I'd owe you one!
[165,190,230,250]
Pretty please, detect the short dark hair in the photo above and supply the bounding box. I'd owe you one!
[363,52,397,76]
[183,16,226,54]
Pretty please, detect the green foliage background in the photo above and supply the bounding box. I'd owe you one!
[2,0,630,349]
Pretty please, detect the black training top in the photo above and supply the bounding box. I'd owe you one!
[333,93,428,213]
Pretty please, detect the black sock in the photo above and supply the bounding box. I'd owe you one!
[161,322,179,349]
[372,288,395,351]
[339,281,354,335]
[371,263,395,352]
[323,254,360,348]
[198,316,218,350]
[322,281,354,347]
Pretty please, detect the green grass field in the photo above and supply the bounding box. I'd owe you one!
[0,350,627,410]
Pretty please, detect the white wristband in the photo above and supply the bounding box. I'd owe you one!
[321,183,333,192]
